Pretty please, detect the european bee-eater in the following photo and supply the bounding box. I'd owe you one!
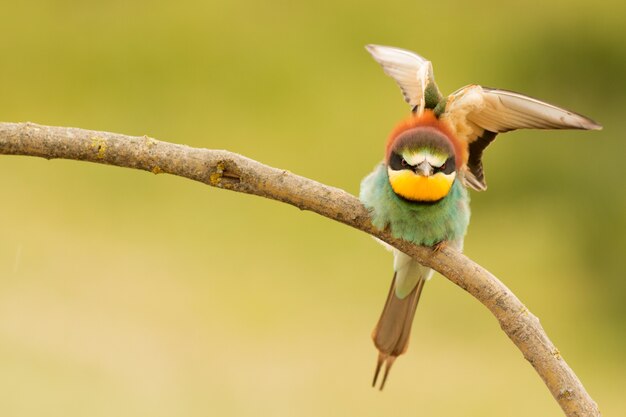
[360,44,601,390]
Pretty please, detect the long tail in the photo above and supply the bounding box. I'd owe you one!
[371,263,429,390]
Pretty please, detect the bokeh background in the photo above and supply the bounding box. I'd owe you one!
[0,1,624,416]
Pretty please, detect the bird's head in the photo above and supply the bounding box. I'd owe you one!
[385,112,464,203]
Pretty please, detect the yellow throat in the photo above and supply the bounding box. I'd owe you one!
[387,168,455,202]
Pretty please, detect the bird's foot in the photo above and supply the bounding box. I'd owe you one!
[433,240,448,253]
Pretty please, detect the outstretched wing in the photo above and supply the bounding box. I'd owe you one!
[453,86,602,134]
[365,44,439,111]
[442,85,602,190]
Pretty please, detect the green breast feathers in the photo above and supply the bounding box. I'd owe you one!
[360,163,470,247]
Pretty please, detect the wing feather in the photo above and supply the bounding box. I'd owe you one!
[365,44,434,108]
[471,86,602,133]
[443,85,601,192]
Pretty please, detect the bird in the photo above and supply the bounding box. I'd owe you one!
[360,44,601,390]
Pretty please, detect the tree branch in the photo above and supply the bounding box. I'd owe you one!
[0,121,600,417]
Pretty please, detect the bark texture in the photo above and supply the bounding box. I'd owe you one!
[0,121,600,417]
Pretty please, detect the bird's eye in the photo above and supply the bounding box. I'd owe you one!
[439,162,447,171]
[401,158,408,167]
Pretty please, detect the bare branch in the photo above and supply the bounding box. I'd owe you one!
[0,121,600,417]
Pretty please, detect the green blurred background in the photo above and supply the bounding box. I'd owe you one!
[0,1,624,416]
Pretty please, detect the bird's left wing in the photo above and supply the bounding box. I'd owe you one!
[457,86,602,133]
[442,85,602,190]
[365,44,440,111]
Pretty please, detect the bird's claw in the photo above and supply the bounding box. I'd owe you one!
[433,241,448,252]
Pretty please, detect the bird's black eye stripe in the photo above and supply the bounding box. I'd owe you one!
[389,152,411,170]
[435,156,455,174]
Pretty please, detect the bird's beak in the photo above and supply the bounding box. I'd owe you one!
[415,161,433,177]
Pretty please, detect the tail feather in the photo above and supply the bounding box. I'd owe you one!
[372,352,397,391]
[371,272,426,390]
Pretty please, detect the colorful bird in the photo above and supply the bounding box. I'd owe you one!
[360,44,601,390]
